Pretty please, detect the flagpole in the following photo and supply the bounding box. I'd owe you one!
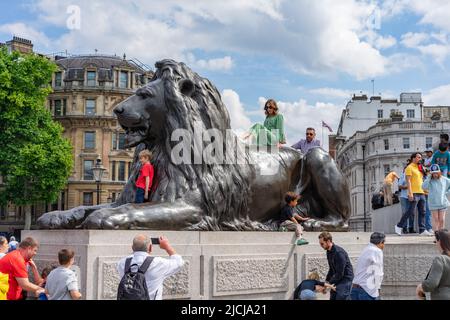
[322,124,324,149]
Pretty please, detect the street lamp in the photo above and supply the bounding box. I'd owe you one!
[92,158,106,205]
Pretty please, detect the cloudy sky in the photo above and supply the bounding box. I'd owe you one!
[2,0,450,150]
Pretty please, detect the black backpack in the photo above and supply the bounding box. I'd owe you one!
[117,256,154,300]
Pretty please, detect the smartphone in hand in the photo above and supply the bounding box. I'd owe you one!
[151,237,160,245]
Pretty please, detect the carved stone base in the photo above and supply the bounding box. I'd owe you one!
[22,230,437,300]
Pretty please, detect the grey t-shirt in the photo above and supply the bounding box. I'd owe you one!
[45,266,79,300]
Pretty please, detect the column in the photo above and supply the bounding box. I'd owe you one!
[125,161,129,181]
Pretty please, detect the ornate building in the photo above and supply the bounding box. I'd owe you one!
[48,54,153,210]
[0,36,153,232]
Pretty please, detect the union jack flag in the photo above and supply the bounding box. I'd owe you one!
[322,120,333,132]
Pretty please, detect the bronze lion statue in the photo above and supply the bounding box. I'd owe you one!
[37,59,350,231]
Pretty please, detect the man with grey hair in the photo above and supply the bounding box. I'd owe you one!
[351,232,385,300]
[117,234,184,300]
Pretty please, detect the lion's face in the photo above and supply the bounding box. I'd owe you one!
[114,79,167,148]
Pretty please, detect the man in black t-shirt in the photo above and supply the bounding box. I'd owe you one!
[279,192,309,245]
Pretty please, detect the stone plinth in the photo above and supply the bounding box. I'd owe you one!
[22,230,438,300]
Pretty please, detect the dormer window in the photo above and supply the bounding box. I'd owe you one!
[87,71,96,86]
[55,72,62,87]
[120,71,128,88]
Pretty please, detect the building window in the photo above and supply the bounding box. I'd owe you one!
[112,133,117,150]
[84,131,96,149]
[371,141,375,153]
[87,71,96,86]
[83,160,94,180]
[118,133,126,149]
[377,109,383,118]
[83,192,93,206]
[372,168,376,181]
[426,137,433,149]
[112,132,127,150]
[61,191,65,211]
[383,164,390,176]
[111,161,116,181]
[403,137,410,149]
[407,109,415,118]
[85,99,96,115]
[120,71,128,88]
[54,99,66,116]
[118,161,126,181]
[55,72,62,87]
[384,139,389,150]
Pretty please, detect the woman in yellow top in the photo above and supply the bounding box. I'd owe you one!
[244,99,286,147]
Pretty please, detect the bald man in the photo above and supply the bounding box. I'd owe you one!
[117,234,184,300]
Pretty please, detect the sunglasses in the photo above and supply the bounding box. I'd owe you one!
[306,133,314,136]
[265,106,275,110]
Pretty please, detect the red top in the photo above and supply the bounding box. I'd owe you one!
[136,162,154,190]
[0,250,29,300]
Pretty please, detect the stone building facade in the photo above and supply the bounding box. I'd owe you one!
[47,54,153,210]
[0,36,153,232]
[336,116,449,231]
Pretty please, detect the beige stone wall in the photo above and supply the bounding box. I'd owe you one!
[23,230,438,300]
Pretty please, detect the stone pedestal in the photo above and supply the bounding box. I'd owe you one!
[22,230,438,300]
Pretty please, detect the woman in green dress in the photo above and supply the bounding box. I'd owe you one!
[245,99,286,147]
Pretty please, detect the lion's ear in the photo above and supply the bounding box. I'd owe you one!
[179,79,195,97]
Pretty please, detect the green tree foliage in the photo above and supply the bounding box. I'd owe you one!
[0,47,73,209]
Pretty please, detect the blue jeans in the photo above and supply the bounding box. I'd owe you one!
[299,289,317,300]
[425,195,433,230]
[135,187,145,203]
[350,286,378,300]
[400,197,415,230]
[330,281,352,300]
[397,194,426,233]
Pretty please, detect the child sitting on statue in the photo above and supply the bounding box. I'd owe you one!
[279,192,309,245]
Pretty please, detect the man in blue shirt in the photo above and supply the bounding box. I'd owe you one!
[292,128,321,154]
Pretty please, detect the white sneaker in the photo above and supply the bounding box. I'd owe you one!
[419,231,430,236]
[427,229,435,236]
[394,225,403,236]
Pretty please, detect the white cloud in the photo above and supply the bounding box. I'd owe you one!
[401,32,450,64]
[309,87,353,100]
[401,32,429,47]
[423,84,450,105]
[0,23,50,47]
[5,0,409,80]
[258,96,342,151]
[194,56,234,71]
[221,89,252,134]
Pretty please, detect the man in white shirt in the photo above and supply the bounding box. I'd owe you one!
[350,232,385,300]
[117,234,184,300]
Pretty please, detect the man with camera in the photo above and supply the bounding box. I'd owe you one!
[116,234,184,300]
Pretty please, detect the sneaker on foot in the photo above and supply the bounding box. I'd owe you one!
[419,231,430,236]
[394,225,403,236]
[296,238,309,246]
[427,229,434,235]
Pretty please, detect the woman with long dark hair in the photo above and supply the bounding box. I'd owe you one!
[416,229,450,300]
